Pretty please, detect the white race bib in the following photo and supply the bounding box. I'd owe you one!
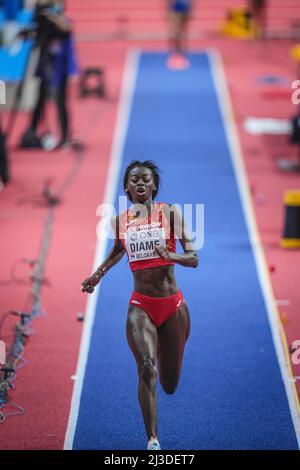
[125,228,166,262]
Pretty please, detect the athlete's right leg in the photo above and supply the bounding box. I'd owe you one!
[126,306,158,440]
[180,14,190,54]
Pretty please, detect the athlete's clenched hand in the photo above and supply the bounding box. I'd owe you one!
[81,272,102,294]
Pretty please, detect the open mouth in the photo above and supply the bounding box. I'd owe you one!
[136,188,146,194]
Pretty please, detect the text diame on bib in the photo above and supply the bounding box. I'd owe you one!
[125,228,167,262]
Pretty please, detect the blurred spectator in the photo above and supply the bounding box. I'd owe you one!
[248,0,267,38]
[24,1,37,8]
[21,0,78,149]
[166,0,192,69]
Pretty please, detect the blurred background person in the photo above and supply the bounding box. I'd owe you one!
[166,0,192,69]
[248,0,267,38]
[20,0,78,149]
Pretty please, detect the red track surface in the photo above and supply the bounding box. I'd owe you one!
[0,0,300,450]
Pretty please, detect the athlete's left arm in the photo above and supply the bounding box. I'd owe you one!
[156,204,199,268]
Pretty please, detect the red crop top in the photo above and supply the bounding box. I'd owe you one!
[118,202,177,272]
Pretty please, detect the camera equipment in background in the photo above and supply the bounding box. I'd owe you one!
[79,67,106,98]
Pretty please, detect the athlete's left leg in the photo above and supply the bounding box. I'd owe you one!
[180,14,190,54]
[157,301,190,394]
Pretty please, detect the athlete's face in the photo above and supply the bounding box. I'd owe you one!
[126,167,156,203]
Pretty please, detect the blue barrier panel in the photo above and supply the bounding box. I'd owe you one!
[17,8,34,26]
[0,40,32,82]
[0,8,5,26]
[3,0,22,20]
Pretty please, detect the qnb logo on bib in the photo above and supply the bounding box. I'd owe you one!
[126,228,167,261]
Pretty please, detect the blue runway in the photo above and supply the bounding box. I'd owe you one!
[72,52,298,450]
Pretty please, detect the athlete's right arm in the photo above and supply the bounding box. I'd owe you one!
[81,216,126,294]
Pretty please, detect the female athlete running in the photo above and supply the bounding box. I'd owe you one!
[81,160,199,450]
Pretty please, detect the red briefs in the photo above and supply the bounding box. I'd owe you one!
[129,290,184,328]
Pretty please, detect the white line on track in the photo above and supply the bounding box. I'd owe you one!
[208,48,300,448]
